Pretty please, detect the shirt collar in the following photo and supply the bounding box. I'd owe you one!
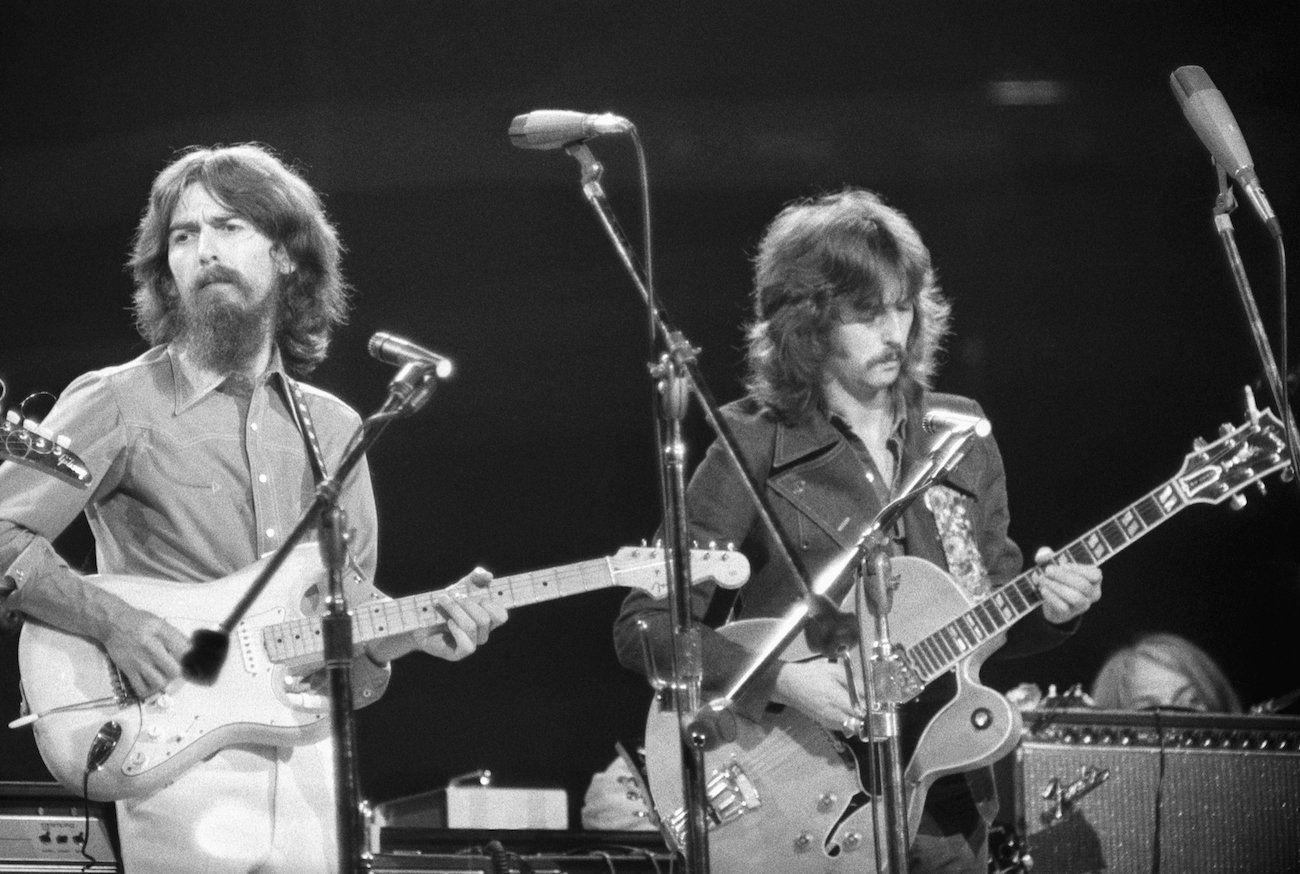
[168,344,287,414]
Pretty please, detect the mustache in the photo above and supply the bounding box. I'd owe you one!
[195,265,248,290]
[865,344,906,368]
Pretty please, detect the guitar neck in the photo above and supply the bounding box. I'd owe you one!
[263,557,620,665]
[907,474,1190,683]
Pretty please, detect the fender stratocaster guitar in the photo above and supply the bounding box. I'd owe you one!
[645,401,1287,873]
[18,544,748,801]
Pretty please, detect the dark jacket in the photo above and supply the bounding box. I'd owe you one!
[615,392,1074,699]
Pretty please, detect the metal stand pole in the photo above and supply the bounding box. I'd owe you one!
[1210,165,1299,483]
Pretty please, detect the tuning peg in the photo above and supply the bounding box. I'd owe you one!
[1255,481,1268,498]
[1219,423,1235,438]
[1192,437,1208,451]
[1243,384,1262,424]
[1229,494,1248,511]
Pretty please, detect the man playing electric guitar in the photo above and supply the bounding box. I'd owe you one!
[614,188,1102,873]
[0,144,507,873]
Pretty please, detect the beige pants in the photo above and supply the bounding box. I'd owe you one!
[115,739,340,874]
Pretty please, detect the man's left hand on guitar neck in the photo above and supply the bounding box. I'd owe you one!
[1030,546,1103,625]
[364,567,509,665]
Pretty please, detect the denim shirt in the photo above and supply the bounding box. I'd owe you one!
[0,344,390,702]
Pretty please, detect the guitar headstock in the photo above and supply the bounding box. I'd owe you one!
[1,381,93,489]
[610,545,751,598]
[1176,388,1290,507]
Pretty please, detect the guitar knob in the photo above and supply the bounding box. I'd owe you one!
[793,832,814,851]
[817,792,837,813]
[843,831,862,850]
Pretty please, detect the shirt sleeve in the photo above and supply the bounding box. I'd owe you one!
[1,370,128,614]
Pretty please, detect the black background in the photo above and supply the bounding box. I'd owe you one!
[3,2,1297,827]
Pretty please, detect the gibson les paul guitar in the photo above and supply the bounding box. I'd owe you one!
[644,399,1287,873]
[17,544,749,801]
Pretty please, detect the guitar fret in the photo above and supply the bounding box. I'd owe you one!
[1062,542,1093,564]
[973,602,999,635]
[956,616,982,645]
[1135,496,1168,526]
[1000,580,1031,614]
[1153,483,1182,515]
[988,591,1016,623]
[916,638,942,675]
[1080,530,1111,561]
[911,642,936,676]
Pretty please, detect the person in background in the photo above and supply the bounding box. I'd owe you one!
[1090,632,1242,712]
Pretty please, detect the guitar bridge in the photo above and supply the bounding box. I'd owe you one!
[664,761,761,851]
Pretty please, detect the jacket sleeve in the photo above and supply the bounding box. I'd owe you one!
[613,411,786,706]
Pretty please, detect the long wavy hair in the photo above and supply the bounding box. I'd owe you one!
[1091,632,1242,713]
[744,188,951,423]
[128,143,351,377]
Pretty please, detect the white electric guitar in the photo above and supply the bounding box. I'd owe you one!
[17,544,749,801]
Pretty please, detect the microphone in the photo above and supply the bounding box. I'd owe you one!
[921,409,992,438]
[368,332,454,379]
[508,110,633,150]
[1169,65,1280,235]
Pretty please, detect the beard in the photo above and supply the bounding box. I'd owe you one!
[174,266,281,374]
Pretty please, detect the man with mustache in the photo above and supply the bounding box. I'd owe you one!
[0,144,507,872]
[614,188,1102,873]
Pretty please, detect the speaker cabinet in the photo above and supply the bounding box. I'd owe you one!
[1014,710,1300,874]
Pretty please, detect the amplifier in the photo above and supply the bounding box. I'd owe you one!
[1014,709,1300,874]
[0,782,118,872]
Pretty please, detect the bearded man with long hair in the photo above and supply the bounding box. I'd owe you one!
[614,188,1102,873]
[0,144,506,873]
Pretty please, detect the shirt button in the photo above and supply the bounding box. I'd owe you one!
[258,474,268,483]
[250,422,259,431]
[266,528,276,539]
[865,472,875,482]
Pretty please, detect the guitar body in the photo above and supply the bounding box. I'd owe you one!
[645,557,1019,874]
[645,622,880,872]
[19,544,353,801]
[18,542,750,802]
[641,406,1288,872]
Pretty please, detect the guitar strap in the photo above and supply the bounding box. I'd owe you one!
[276,374,330,484]
[923,485,992,598]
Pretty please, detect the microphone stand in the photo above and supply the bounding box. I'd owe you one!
[181,362,443,874]
[1210,164,1299,484]
[562,140,839,874]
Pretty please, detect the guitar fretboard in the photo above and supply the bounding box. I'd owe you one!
[262,557,621,665]
[904,479,1190,684]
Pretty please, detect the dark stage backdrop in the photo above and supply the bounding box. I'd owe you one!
[3,2,1297,825]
